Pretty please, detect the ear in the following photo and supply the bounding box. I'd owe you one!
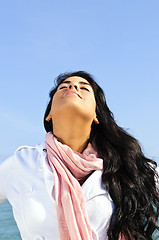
[45,113,52,122]
[93,116,99,124]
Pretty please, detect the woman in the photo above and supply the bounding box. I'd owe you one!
[0,71,159,240]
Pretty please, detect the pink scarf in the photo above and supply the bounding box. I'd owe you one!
[45,132,103,240]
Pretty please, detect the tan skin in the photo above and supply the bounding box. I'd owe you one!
[46,76,99,152]
[46,76,99,184]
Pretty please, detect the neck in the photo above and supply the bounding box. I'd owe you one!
[52,114,92,153]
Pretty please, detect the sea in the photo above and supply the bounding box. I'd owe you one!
[0,201,21,240]
[0,156,21,240]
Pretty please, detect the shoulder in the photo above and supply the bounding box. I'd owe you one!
[0,155,14,173]
[15,142,45,158]
[16,145,36,152]
[15,144,38,156]
[13,142,46,172]
[0,156,16,202]
[0,144,43,170]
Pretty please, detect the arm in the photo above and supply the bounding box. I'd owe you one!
[0,156,14,203]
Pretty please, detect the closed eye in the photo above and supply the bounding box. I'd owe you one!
[59,86,67,90]
[80,87,90,91]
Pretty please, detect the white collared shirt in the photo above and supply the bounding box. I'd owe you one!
[0,143,114,240]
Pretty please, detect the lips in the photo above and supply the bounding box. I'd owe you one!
[63,91,82,99]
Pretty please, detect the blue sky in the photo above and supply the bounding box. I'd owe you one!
[0,0,159,164]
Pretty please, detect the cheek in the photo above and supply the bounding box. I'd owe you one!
[87,96,96,115]
[92,102,97,115]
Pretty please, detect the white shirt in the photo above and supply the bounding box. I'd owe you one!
[0,143,114,240]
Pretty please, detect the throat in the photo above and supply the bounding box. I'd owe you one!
[52,114,92,153]
[54,131,90,153]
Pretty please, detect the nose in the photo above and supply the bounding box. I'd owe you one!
[68,82,79,91]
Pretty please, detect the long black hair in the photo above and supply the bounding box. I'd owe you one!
[44,71,159,240]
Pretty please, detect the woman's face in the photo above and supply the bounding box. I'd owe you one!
[48,76,97,123]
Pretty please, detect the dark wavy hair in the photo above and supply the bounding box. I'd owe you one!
[44,71,159,240]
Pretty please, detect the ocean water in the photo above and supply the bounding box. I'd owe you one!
[0,157,21,239]
[0,201,21,240]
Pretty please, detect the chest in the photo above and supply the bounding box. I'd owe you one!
[7,151,114,240]
[8,161,60,240]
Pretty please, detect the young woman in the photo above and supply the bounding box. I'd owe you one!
[0,71,159,240]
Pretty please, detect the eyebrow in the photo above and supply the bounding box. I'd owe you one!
[62,80,91,86]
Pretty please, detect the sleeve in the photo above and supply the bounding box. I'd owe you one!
[0,156,14,203]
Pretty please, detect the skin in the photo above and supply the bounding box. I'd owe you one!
[46,76,99,153]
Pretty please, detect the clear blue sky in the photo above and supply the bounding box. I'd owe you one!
[0,0,159,164]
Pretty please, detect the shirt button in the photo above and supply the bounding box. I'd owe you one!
[34,235,45,240]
